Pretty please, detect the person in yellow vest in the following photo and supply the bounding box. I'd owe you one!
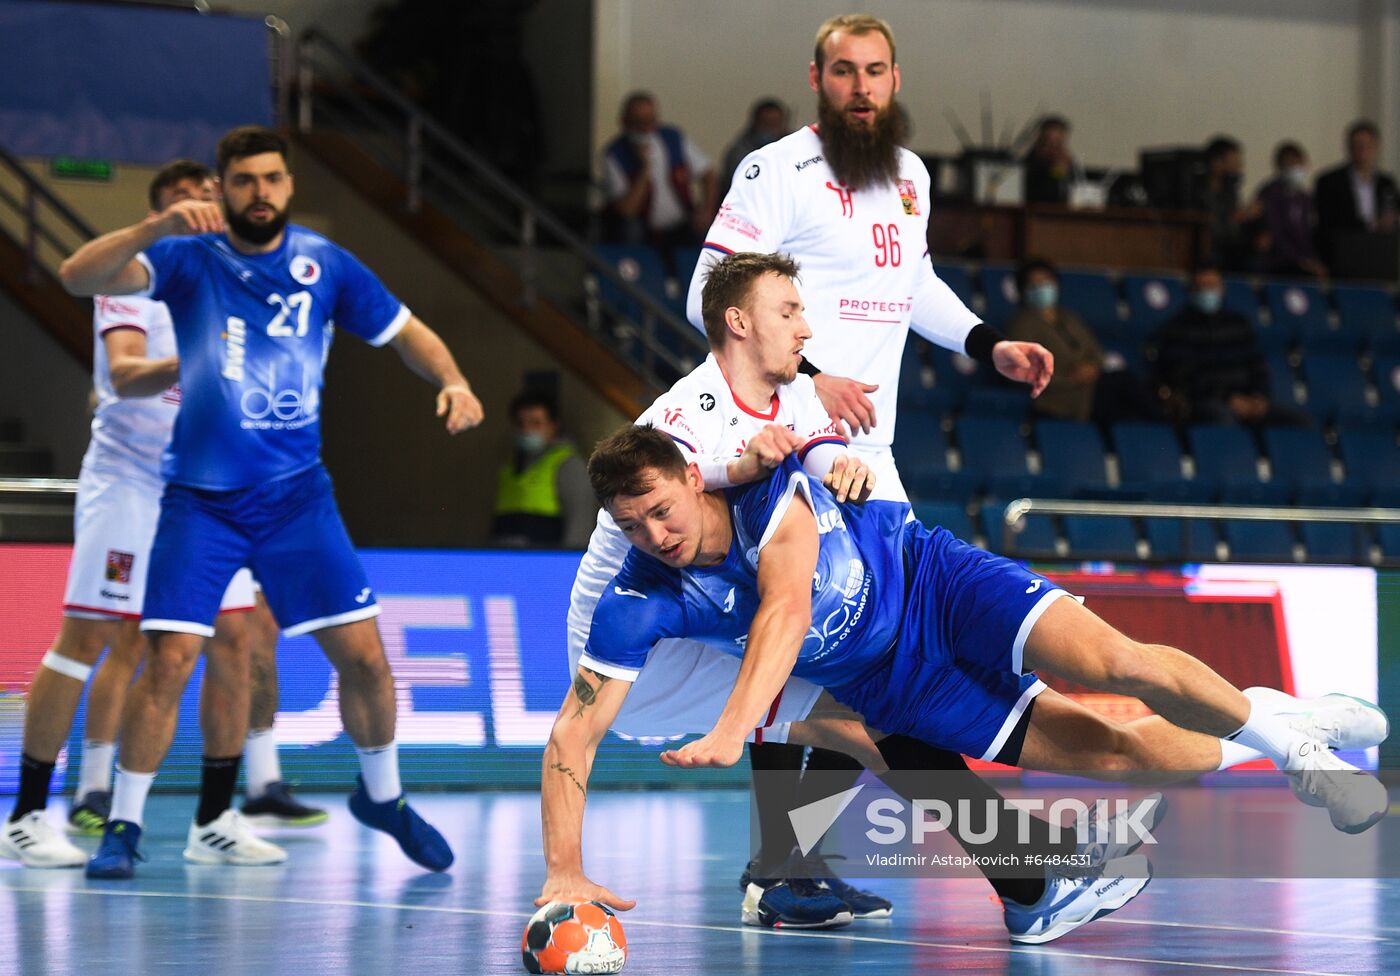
[492,391,596,548]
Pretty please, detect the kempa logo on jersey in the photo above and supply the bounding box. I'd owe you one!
[794,155,823,171]
[239,362,321,430]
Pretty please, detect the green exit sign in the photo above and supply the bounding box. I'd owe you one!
[51,157,113,181]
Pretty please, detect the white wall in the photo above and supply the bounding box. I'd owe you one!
[594,0,1400,189]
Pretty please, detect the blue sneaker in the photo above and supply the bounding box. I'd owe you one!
[818,873,894,919]
[86,820,144,880]
[741,877,854,929]
[347,777,453,872]
[1003,854,1151,944]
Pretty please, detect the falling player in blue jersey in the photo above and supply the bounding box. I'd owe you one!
[59,126,484,878]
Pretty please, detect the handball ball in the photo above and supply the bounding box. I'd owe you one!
[521,901,627,974]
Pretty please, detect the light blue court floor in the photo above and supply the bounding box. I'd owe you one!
[4,789,1400,975]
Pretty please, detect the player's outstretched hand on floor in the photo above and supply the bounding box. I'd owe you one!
[536,873,637,912]
[437,383,484,433]
[992,340,1054,398]
[660,732,745,768]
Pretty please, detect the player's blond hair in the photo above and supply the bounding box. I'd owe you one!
[814,13,896,72]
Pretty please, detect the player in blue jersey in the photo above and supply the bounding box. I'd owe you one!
[59,126,484,878]
[540,426,1389,937]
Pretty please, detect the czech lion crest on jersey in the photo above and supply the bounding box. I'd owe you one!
[897,180,920,216]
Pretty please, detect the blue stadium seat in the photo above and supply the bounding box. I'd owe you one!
[593,244,668,324]
[892,405,950,474]
[1122,273,1186,333]
[1300,521,1365,564]
[911,501,976,542]
[1187,425,1260,493]
[922,346,978,413]
[1220,482,1294,506]
[1062,515,1139,560]
[1264,352,1301,411]
[1336,427,1400,495]
[1057,270,1121,338]
[1333,285,1400,354]
[1371,353,1400,422]
[1296,483,1368,508]
[1376,523,1400,562]
[1224,520,1296,562]
[1223,278,1264,329]
[1035,420,1109,492]
[669,247,703,317]
[980,504,1058,557]
[1301,353,1371,424]
[1144,518,1218,561]
[1112,422,1186,492]
[955,417,1028,491]
[1262,426,1334,491]
[1265,282,1328,352]
[977,264,1019,328]
[962,386,1031,419]
[931,263,976,308]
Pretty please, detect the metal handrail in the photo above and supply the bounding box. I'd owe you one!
[0,143,101,267]
[293,28,706,391]
[1004,498,1400,526]
[0,479,78,495]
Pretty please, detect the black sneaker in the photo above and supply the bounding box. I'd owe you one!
[241,781,329,828]
[67,790,112,836]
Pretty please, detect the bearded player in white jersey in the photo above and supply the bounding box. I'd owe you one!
[677,13,1058,924]
[0,162,317,872]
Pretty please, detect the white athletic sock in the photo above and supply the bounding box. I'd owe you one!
[110,766,156,827]
[354,742,402,803]
[76,740,116,797]
[1216,737,1266,770]
[1225,700,1303,769]
[244,727,281,800]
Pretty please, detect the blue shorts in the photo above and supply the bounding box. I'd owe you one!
[831,524,1062,762]
[141,464,378,638]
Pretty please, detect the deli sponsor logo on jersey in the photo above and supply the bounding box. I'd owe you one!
[290,255,322,285]
[239,363,321,431]
[105,549,134,584]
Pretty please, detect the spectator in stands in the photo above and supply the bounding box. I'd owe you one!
[1314,120,1399,278]
[1197,136,1261,272]
[1151,266,1307,427]
[1254,141,1326,279]
[720,98,789,200]
[1005,259,1160,425]
[491,390,595,549]
[600,91,718,277]
[1023,115,1075,205]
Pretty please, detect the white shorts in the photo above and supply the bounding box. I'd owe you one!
[62,462,255,620]
[567,630,823,744]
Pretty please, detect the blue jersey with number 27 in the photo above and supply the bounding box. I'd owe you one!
[138,224,408,490]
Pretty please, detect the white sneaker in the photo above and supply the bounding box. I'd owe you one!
[1073,793,1167,871]
[0,811,87,868]
[1003,854,1152,944]
[183,810,288,865]
[1285,737,1389,833]
[1246,687,1390,750]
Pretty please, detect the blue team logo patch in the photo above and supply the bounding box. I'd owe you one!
[290,256,322,285]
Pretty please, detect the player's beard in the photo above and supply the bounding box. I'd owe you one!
[817,91,906,191]
[225,200,289,246]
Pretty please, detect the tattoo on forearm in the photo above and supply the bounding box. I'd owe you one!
[550,761,586,797]
[571,668,611,718]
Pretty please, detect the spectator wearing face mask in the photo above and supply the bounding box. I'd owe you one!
[1255,141,1326,279]
[1005,259,1160,425]
[1151,266,1307,427]
[1197,136,1262,272]
[491,391,596,548]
